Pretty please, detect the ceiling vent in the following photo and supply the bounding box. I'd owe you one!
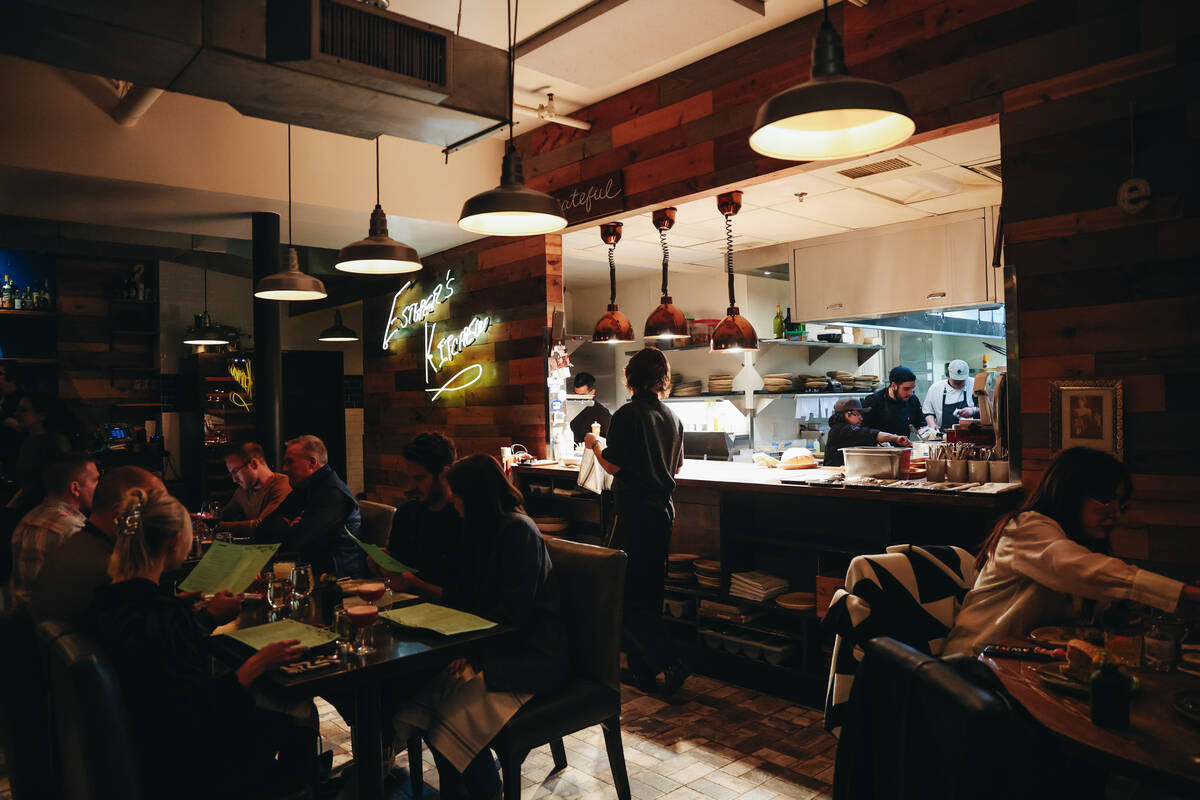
[836,155,918,180]
[268,0,451,103]
[966,159,1003,182]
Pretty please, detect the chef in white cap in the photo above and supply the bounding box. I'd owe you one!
[922,359,979,432]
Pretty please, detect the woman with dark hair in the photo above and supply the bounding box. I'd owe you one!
[388,454,568,800]
[83,488,312,799]
[943,447,1200,656]
[584,346,686,694]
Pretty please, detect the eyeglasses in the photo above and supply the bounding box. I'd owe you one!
[227,460,249,477]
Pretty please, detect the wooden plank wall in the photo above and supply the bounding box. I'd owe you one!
[361,235,560,505]
[56,257,159,435]
[512,0,1200,565]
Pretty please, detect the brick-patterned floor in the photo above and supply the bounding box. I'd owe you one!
[315,673,836,800]
[0,674,835,800]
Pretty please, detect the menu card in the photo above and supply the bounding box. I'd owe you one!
[178,542,279,594]
[381,603,497,636]
[347,530,417,575]
[222,619,338,651]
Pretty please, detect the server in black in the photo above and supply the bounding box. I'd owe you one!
[584,348,687,696]
[568,372,613,443]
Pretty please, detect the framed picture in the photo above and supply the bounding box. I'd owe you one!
[1049,379,1124,460]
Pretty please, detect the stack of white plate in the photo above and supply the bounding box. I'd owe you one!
[693,558,721,589]
[666,553,698,584]
[827,370,854,384]
[729,570,789,602]
[803,377,828,392]
[762,373,793,393]
[707,374,733,394]
[672,380,702,396]
[775,591,817,611]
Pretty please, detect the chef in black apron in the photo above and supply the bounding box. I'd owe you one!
[922,359,979,431]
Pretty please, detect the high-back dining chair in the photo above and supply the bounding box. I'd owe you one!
[0,606,61,799]
[407,537,631,799]
[358,499,397,548]
[37,620,144,800]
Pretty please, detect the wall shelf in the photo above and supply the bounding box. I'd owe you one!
[760,338,883,366]
[0,309,55,317]
[0,357,57,364]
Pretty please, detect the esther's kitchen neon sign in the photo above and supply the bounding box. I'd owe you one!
[382,271,491,401]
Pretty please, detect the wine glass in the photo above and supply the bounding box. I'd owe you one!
[357,581,386,604]
[266,577,290,613]
[346,604,379,655]
[290,563,314,603]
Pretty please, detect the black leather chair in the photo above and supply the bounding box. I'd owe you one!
[36,620,144,800]
[408,537,631,799]
[358,499,397,548]
[0,606,61,799]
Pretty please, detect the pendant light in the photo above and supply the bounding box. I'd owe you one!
[183,267,231,346]
[317,309,360,342]
[643,208,689,342]
[457,0,567,236]
[254,125,328,301]
[748,0,915,161]
[334,138,422,274]
[711,191,758,354]
[591,222,634,344]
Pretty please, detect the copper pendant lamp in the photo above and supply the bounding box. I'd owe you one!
[457,0,567,236]
[254,125,328,301]
[643,208,689,342]
[748,0,915,161]
[591,222,634,344]
[710,191,759,353]
[335,137,422,274]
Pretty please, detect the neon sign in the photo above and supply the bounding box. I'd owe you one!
[227,360,253,410]
[381,270,490,401]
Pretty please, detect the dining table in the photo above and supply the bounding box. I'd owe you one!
[207,588,515,800]
[982,646,1200,793]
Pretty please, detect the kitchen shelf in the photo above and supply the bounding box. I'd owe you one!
[662,615,700,628]
[754,391,872,398]
[110,298,157,305]
[760,338,883,366]
[623,343,742,355]
[0,309,55,317]
[664,393,742,403]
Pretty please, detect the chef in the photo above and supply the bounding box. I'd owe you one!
[861,365,925,437]
[569,372,612,444]
[922,359,979,432]
[823,398,911,467]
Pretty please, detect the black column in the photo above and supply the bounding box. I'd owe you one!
[251,212,284,467]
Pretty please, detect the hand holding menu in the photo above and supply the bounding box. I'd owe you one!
[178,542,279,594]
[223,619,338,651]
[381,603,497,636]
[348,530,417,575]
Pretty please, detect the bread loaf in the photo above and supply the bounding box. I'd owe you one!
[1064,638,1101,681]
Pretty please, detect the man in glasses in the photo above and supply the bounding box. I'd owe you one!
[822,397,911,468]
[217,441,291,535]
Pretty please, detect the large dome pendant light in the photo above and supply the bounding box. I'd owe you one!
[748,0,915,161]
[254,125,328,301]
[183,267,231,346]
[457,0,567,236]
[334,137,422,274]
[711,191,759,354]
[643,208,689,342]
[317,309,360,342]
[591,221,634,344]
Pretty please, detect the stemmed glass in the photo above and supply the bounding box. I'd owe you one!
[347,605,379,655]
[290,563,314,605]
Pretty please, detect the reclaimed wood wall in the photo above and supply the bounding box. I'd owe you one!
[361,235,560,505]
[512,0,1200,566]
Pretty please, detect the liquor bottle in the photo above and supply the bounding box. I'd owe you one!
[1,275,12,309]
[23,286,32,310]
[40,279,52,310]
[12,286,22,310]
[772,304,784,339]
[783,307,793,338]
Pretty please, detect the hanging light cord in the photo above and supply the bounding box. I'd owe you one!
[287,124,293,246]
[608,243,617,305]
[724,213,736,307]
[506,0,518,143]
[822,0,829,22]
[375,137,381,206]
[202,268,209,315]
[659,227,670,297]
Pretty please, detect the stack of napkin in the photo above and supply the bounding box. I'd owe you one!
[729,570,789,602]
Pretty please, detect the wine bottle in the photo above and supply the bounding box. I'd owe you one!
[13,286,22,310]
[772,304,784,339]
[783,307,793,337]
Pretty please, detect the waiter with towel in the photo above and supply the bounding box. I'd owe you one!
[922,359,979,432]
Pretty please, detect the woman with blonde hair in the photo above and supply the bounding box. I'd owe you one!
[84,488,311,799]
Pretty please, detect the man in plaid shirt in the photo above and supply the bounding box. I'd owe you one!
[9,454,98,606]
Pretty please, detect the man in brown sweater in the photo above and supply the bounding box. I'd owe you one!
[217,441,290,534]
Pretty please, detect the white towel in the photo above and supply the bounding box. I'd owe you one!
[577,440,613,495]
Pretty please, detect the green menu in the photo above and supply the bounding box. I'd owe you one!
[381,603,497,636]
[178,542,279,594]
[348,530,417,575]
[222,619,338,651]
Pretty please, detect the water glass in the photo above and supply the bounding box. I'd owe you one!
[332,606,354,646]
[290,564,315,602]
[1144,622,1179,672]
[266,577,290,611]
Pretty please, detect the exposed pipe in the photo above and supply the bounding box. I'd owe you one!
[111,85,165,127]
[513,93,592,130]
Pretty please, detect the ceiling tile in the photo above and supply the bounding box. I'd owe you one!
[807,145,952,189]
[911,125,1001,165]
[784,189,932,228]
[738,173,842,208]
[908,184,1003,215]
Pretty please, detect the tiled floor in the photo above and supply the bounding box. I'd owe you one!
[0,674,835,800]
[317,674,836,800]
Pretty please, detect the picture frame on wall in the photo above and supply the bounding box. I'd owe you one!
[1049,379,1124,460]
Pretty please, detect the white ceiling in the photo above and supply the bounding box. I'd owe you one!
[391,0,825,127]
[562,124,1003,287]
